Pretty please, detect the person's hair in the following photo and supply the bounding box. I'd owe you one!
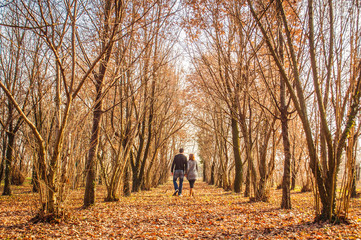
[179,148,184,153]
[189,154,195,160]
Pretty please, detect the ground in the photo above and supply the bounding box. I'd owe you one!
[0,180,360,239]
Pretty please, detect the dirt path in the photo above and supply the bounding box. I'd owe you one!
[1,180,360,239]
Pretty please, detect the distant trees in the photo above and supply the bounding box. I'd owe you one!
[0,9,28,195]
[184,0,280,201]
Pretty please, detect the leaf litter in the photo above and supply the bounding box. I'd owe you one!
[0,181,360,239]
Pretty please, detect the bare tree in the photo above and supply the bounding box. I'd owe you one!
[84,0,124,208]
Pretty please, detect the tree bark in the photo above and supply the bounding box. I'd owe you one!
[0,136,6,183]
[32,157,39,193]
[274,0,292,208]
[203,158,207,182]
[232,117,243,193]
[244,164,250,197]
[255,121,274,202]
[84,86,102,207]
[2,121,14,196]
[280,104,292,209]
[351,173,357,198]
[84,1,119,207]
[210,161,215,185]
[123,159,131,197]
[291,154,296,190]
[0,158,4,183]
[132,124,145,192]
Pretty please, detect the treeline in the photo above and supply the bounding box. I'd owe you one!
[0,0,187,219]
[183,0,361,222]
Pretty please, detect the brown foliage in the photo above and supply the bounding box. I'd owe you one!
[1,181,360,239]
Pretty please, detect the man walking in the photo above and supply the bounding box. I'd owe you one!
[171,148,187,196]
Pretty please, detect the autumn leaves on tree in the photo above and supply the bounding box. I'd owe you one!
[0,0,360,224]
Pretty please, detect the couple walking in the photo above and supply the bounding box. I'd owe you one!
[171,148,198,197]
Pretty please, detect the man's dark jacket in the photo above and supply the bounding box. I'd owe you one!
[171,153,187,173]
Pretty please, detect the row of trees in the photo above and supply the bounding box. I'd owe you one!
[0,0,188,219]
[184,0,361,222]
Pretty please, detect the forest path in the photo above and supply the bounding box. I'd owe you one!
[1,180,361,239]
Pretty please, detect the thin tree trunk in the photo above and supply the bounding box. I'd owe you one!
[280,60,292,208]
[232,117,243,193]
[84,1,119,207]
[351,173,357,198]
[0,136,6,183]
[275,0,292,208]
[255,121,274,202]
[123,159,131,197]
[291,153,296,190]
[0,158,4,183]
[2,122,14,196]
[244,163,250,197]
[203,159,206,182]
[84,86,102,207]
[280,105,292,209]
[210,161,215,185]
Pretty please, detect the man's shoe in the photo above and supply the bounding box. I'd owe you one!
[178,194,183,197]
[173,189,179,196]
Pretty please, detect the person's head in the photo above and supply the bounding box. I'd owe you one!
[189,154,195,160]
[179,148,184,153]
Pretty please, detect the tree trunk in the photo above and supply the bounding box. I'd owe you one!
[280,109,292,209]
[203,159,206,182]
[131,147,142,193]
[84,96,102,207]
[32,151,39,192]
[351,172,357,198]
[132,174,142,192]
[132,121,146,193]
[244,164,250,197]
[132,113,153,192]
[0,136,6,183]
[210,161,215,185]
[84,56,109,205]
[255,122,274,202]
[0,157,4,183]
[2,123,15,196]
[83,0,118,207]
[105,181,119,202]
[275,0,292,208]
[123,159,131,197]
[291,155,296,190]
[232,117,243,193]
[280,78,292,209]
[143,151,158,190]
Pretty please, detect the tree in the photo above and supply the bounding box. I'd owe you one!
[84,0,123,208]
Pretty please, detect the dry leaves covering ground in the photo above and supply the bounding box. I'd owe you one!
[1,180,361,239]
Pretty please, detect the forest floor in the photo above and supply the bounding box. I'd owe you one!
[0,180,361,239]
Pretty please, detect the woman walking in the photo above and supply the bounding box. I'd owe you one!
[186,154,198,196]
